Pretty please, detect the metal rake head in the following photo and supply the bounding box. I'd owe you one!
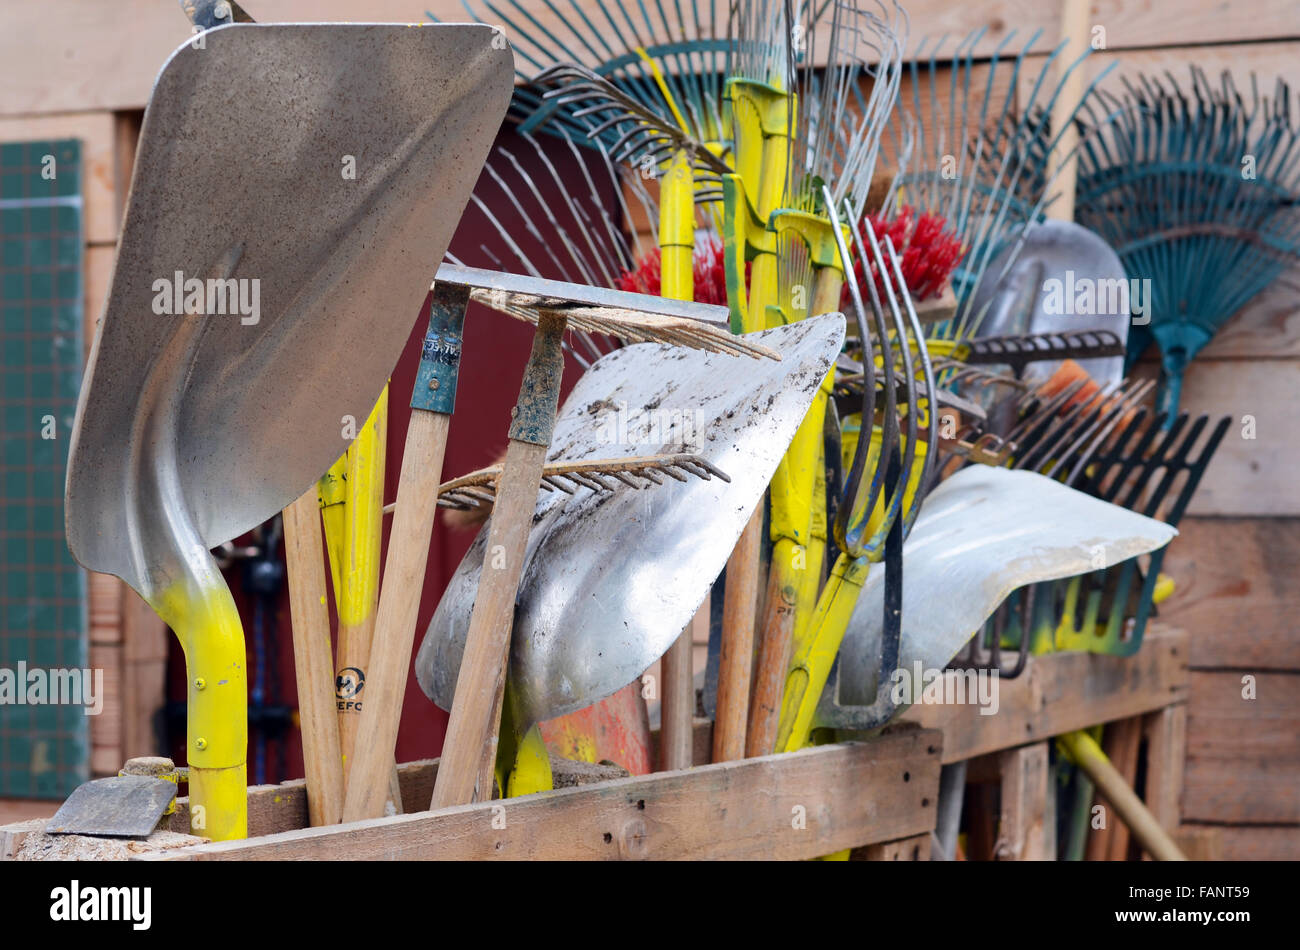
[882,29,1120,340]
[1076,67,1300,416]
[434,0,741,144]
[954,375,1228,676]
[428,452,729,512]
[463,284,779,359]
[535,63,730,191]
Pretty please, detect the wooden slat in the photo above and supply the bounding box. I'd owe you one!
[1143,705,1187,835]
[994,742,1051,860]
[899,626,1189,764]
[88,643,122,776]
[852,832,931,861]
[143,730,942,861]
[1193,276,1300,362]
[1183,670,1300,824]
[121,585,168,760]
[1128,360,1298,517]
[7,2,1300,116]
[1092,718,1142,861]
[1159,518,1300,670]
[1186,824,1299,861]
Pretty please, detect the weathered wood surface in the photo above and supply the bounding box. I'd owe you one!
[899,627,1189,764]
[140,730,942,861]
[1183,671,1300,824]
[1159,518,1300,670]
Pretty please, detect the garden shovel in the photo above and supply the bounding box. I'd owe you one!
[63,22,512,839]
[417,314,846,770]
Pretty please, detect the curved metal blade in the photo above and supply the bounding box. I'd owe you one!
[964,220,1131,383]
[837,465,1177,706]
[417,313,846,725]
[65,24,512,598]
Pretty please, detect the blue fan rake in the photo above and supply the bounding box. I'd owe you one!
[1075,67,1300,417]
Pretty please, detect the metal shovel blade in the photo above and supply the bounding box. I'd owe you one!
[45,775,177,839]
[837,466,1177,705]
[65,23,513,593]
[966,220,1131,384]
[417,313,846,725]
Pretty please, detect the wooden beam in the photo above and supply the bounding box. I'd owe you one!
[142,730,942,861]
[1160,518,1300,670]
[899,626,1189,764]
[994,742,1051,860]
[7,2,1300,117]
[1184,824,1295,861]
[852,832,931,861]
[1086,717,1143,860]
[1143,705,1187,852]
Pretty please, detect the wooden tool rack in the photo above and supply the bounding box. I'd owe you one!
[1,626,1187,861]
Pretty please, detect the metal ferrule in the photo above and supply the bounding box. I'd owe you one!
[412,284,470,414]
[508,314,566,445]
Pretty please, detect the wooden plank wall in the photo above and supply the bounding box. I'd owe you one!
[1,2,1296,853]
[1015,34,1300,859]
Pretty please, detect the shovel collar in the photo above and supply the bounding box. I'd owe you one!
[412,284,469,415]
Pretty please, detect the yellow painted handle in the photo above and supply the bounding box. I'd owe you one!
[775,552,871,754]
[150,580,247,841]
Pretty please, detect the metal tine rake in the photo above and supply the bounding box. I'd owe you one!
[953,377,1151,676]
[449,127,658,368]
[1075,67,1300,417]
[810,187,937,733]
[1052,409,1231,656]
[534,62,731,199]
[881,29,1121,342]
[425,452,729,512]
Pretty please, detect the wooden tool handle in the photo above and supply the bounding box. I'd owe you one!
[660,629,696,771]
[1046,0,1091,222]
[283,488,344,826]
[431,436,551,808]
[337,388,388,782]
[341,410,452,822]
[1059,729,1187,861]
[744,548,794,758]
[432,314,565,809]
[713,510,762,762]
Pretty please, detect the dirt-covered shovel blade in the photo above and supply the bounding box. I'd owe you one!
[418,313,846,728]
[63,23,513,839]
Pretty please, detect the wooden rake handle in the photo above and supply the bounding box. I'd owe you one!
[342,285,468,822]
[431,313,567,809]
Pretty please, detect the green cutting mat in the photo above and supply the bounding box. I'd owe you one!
[0,139,88,799]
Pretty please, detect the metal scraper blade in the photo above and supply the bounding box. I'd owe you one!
[45,775,177,838]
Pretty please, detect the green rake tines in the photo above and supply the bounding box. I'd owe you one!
[1075,67,1300,418]
[882,28,1120,342]
[430,0,745,144]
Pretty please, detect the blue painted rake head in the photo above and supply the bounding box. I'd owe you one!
[1075,68,1300,418]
